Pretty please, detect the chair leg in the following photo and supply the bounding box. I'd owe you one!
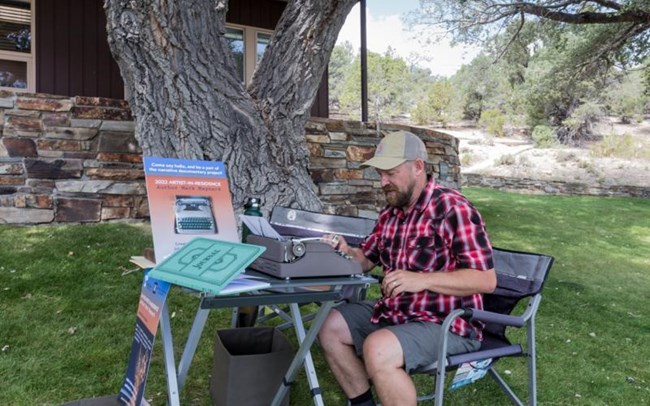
[527,318,537,406]
[414,373,437,403]
[488,368,525,406]
[433,366,446,406]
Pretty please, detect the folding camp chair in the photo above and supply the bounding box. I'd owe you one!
[412,247,554,406]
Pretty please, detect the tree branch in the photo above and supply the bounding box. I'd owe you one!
[514,2,650,24]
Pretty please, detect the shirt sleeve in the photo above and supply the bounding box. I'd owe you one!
[445,202,494,270]
[360,211,387,265]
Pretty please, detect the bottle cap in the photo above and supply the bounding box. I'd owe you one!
[245,197,261,208]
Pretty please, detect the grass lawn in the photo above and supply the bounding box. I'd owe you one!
[1,188,649,405]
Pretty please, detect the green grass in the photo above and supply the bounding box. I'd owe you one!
[1,188,649,405]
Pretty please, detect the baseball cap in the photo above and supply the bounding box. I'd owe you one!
[361,130,428,170]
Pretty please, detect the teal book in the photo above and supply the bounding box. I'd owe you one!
[149,237,266,295]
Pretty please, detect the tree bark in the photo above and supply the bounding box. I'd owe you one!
[104,0,358,214]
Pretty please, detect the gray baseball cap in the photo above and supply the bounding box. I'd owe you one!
[361,131,428,170]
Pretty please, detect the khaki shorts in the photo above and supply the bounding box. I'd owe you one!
[334,300,481,373]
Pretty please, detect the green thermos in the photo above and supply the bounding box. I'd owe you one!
[238,197,263,327]
[242,197,262,243]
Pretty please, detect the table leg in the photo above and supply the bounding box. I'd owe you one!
[271,300,336,406]
[177,305,210,392]
[159,302,180,406]
[289,302,324,405]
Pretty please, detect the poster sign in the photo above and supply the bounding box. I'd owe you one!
[118,272,170,406]
[143,157,239,262]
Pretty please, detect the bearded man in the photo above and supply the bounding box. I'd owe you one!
[319,131,496,406]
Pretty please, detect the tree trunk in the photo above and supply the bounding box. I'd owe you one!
[103,0,357,214]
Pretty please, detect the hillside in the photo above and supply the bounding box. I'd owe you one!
[439,117,650,188]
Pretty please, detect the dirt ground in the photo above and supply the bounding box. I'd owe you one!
[438,117,650,187]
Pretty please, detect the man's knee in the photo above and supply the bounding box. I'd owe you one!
[318,309,348,349]
[362,329,404,376]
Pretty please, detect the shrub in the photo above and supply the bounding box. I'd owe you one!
[590,133,640,159]
[460,152,475,167]
[497,154,516,165]
[531,125,557,148]
[555,150,576,162]
[411,102,432,125]
[479,109,507,137]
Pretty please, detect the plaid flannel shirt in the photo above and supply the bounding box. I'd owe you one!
[361,177,494,340]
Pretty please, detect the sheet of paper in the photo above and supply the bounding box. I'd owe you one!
[240,214,285,240]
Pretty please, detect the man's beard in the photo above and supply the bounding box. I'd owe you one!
[383,181,415,208]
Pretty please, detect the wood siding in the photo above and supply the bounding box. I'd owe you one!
[34,0,328,117]
[36,0,124,99]
[227,0,286,30]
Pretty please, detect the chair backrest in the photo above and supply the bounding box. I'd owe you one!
[482,248,554,339]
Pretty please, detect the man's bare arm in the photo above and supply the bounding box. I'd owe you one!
[383,268,497,297]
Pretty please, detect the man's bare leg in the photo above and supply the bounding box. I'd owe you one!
[363,329,417,406]
[318,309,372,397]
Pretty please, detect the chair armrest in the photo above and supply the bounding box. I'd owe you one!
[465,293,543,328]
[466,309,525,328]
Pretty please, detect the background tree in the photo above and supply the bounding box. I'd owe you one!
[410,0,650,142]
[328,41,356,113]
[104,0,358,214]
[338,48,416,122]
[604,70,650,123]
[412,79,455,125]
[412,0,650,65]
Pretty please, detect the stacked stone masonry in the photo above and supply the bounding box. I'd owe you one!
[0,92,461,225]
[462,173,650,199]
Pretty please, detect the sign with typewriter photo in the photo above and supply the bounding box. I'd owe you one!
[144,157,239,262]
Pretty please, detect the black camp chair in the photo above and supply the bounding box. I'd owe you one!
[411,247,554,405]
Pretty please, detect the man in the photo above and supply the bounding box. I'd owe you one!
[319,130,496,406]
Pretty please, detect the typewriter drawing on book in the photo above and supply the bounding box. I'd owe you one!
[243,207,376,279]
[174,196,218,234]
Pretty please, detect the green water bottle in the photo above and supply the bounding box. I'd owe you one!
[238,197,263,328]
[241,197,262,243]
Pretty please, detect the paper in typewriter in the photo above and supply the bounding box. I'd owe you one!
[240,214,285,240]
[149,237,266,295]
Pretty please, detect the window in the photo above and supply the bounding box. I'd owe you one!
[0,0,33,92]
[225,24,273,84]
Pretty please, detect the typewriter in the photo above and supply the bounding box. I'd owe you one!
[174,196,218,234]
[245,207,376,279]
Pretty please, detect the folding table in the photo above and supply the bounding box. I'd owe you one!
[158,272,377,406]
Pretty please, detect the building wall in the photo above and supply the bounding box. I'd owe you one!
[0,92,460,225]
[36,0,124,99]
[33,0,329,117]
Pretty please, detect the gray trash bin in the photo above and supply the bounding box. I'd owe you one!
[210,327,293,406]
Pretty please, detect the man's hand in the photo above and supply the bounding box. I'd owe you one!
[382,269,425,297]
[322,233,375,272]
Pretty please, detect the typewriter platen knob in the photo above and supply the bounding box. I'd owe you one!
[292,241,306,258]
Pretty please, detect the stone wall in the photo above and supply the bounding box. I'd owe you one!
[305,118,459,218]
[0,92,460,225]
[463,173,650,199]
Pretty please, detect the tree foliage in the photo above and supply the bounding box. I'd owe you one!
[413,0,650,67]
[334,47,432,121]
[408,0,650,142]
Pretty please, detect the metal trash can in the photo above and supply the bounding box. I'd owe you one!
[210,327,293,406]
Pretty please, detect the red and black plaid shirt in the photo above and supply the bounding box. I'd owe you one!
[361,177,494,340]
